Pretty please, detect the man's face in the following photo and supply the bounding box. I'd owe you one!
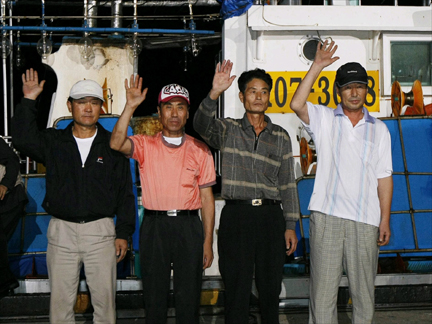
[337,83,367,112]
[239,78,270,114]
[67,96,102,128]
[157,97,189,137]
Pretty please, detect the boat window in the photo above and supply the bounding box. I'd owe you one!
[391,41,432,87]
[303,39,320,61]
[383,34,432,96]
[297,35,323,65]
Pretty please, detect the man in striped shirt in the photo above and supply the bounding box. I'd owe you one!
[194,61,299,324]
[290,41,393,323]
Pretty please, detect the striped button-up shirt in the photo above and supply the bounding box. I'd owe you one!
[194,95,299,230]
[302,102,393,227]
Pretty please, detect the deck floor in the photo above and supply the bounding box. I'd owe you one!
[0,308,431,323]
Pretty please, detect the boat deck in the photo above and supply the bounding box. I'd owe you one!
[0,273,431,323]
[0,307,431,323]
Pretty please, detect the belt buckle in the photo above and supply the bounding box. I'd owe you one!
[167,210,177,216]
[252,199,262,206]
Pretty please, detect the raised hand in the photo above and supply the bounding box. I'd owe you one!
[22,68,45,100]
[124,74,148,112]
[314,40,339,69]
[209,60,236,100]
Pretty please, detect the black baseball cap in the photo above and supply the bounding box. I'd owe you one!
[335,62,368,88]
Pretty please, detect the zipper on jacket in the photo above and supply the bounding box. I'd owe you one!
[254,131,263,151]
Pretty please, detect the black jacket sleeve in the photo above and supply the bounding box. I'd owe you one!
[113,152,136,240]
[12,98,49,163]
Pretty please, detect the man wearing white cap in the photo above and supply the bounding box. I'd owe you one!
[12,68,136,323]
[110,75,216,324]
[290,41,393,323]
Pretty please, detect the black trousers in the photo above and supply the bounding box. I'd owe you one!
[218,204,286,324]
[139,214,204,324]
[0,202,26,286]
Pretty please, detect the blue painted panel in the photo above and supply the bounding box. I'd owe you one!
[7,218,23,254]
[296,177,313,258]
[297,174,431,256]
[415,212,432,249]
[382,119,404,173]
[401,119,432,172]
[9,255,34,278]
[25,177,46,213]
[391,175,410,212]
[410,175,432,211]
[380,213,416,252]
[34,254,48,276]
[297,177,314,216]
[293,218,310,258]
[22,215,51,252]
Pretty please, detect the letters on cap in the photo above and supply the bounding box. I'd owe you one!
[158,84,190,105]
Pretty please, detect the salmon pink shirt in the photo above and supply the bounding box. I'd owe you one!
[129,132,216,211]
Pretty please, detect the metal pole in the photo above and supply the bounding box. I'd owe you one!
[88,0,98,28]
[0,25,215,35]
[133,0,138,76]
[9,4,13,118]
[2,58,7,136]
[1,0,7,136]
[111,0,123,36]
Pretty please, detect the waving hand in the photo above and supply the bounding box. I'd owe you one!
[314,40,339,70]
[22,68,45,100]
[124,74,148,112]
[209,60,236,100]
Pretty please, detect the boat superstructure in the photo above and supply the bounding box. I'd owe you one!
[0,0,431,320]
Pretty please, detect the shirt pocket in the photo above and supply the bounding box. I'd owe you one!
[263,153,281,180]
[360,139,376,168]
[182,166,199,189]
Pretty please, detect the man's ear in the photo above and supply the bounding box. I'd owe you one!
[67,100,72,113]
[239,92,244,104]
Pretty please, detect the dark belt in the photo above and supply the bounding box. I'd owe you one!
[225,199,281,207]
[145,209,199,216]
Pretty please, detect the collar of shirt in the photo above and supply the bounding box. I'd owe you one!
[161,132,186,148]
[240,113,274,133]
[333,104,375,124]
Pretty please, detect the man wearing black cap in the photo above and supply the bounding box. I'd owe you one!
[291,41,393,323]
[12,69,135,323]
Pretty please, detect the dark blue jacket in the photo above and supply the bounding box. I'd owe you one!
[12,98,135,240]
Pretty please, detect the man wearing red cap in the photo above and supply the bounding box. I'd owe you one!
[290,41,393,323]
[12,69,135,324]
[110,76,216,324]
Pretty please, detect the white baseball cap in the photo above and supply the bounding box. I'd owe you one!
[69,79,104,101]
[158,84,190,105]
